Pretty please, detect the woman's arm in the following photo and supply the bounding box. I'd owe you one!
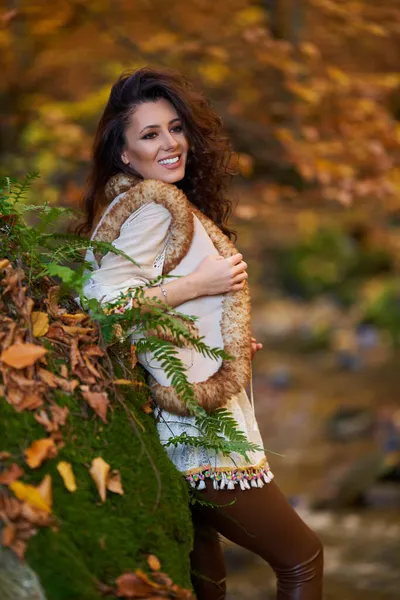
[141,252,248,309]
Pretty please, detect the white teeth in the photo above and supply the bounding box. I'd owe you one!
[159,156,179,165]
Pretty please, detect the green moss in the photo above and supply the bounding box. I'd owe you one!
[0,382,193,599]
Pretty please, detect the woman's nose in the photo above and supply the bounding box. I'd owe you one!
[161,130,179,151]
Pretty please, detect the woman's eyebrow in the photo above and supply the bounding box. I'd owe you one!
[139,117,180,135]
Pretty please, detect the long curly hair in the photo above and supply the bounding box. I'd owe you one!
[77,67,236,238]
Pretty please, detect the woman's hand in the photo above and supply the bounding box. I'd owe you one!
[251,337,263,360]
[191,252,248,297]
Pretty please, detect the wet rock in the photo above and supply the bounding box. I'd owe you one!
[325,406,374,442]
[0,535,46,600]
[267,365,292,390]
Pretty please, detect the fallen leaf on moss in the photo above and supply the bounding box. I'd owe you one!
[0,343,47,369]
[2,522,16,547]
[141,400,153,414]
[20,502,52,526]
[83,355,102,379]
[131,344,138,369]
[89,457,110,502]
[116,570,161,598]
[60,313,88,323]
[38,368,79,393]
[45,286,66,317]
[19,393,44,411]
[82,390,109,423]
[62,325,94,336]
[10,481,51,513]
[57,461,77,492]
[25,438,56,469]
[0,451,11,460]
[0,258,10,270]
[107,470,124,495]
[31,311,49,337]
[113,379,139,386]
[147,554,161,571]
[34,410,54,432]
[0,463,24,485]
[36,474,52,508]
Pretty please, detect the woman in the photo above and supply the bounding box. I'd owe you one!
[80,67,323,600]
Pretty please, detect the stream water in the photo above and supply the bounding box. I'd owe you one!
[224,341,400,599]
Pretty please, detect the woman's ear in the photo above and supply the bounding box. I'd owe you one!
[121,150,129,165]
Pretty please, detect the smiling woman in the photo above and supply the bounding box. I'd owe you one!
[120,99,189,182]
[79,67,324,600]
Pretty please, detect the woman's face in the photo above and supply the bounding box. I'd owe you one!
[121,98,189,183]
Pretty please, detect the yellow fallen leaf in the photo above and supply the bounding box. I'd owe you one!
[106,469,124,495]
[25,438,56,469]
[0,343,47,369]
[60,313,88,323]
[147,554,161,571]
[89,457,110,502]
[0,259,10,270]
[31,311,49,337]
[36,474,52,508]
[57,461,77,492]
[10,481,51,513]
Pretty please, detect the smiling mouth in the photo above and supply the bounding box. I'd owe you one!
[158,155,181,166]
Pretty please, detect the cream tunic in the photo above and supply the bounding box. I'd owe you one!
[84,195,273,490]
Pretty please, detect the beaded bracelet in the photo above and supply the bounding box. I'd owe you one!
[158,282,168,305]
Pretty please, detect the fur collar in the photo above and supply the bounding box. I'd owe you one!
[93,173,251,415]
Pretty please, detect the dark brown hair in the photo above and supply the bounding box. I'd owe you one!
[77,67,236,238]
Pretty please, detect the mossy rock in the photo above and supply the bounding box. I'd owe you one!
[0,382,193,599]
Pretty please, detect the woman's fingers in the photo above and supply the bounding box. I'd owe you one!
[231,260,247,276]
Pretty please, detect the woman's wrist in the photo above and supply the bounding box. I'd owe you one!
[184,272,205,299]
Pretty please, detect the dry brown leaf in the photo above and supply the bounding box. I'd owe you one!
[36,474,52,509]
[0,492,22,520]
[62,325,94,335]
[82,390,109,424]
[10,481,51,513]
[57,461,77,492]
[89,457,110,502]
[0,343,47,369]
[115,570,161,598]
[0,451,11,460]
[0,463,24,485]
[16,392,44,412]
[10,539,27,560]
[2,522,16,547]
[25,438,56,469]
[60,364,68,378]
[38,368,79,394]
[147,554,161,572]
[34,410,55,433]
[113,379,145,387]
[70,338,81,371]
[31,311,49,337]
[141,400,153,414]
[131,344,138,369]
[85,345,104,357]
[20,502,52,526]
[106,470,124,496]
[45,286,66,317]
[50,404,69,427]
[83,355,102,379]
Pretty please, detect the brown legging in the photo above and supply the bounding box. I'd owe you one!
[190,479,323,600]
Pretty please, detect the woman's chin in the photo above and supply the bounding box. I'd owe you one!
[157,167,186,184]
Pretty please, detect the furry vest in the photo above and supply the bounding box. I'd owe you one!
[92,173,251,415]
